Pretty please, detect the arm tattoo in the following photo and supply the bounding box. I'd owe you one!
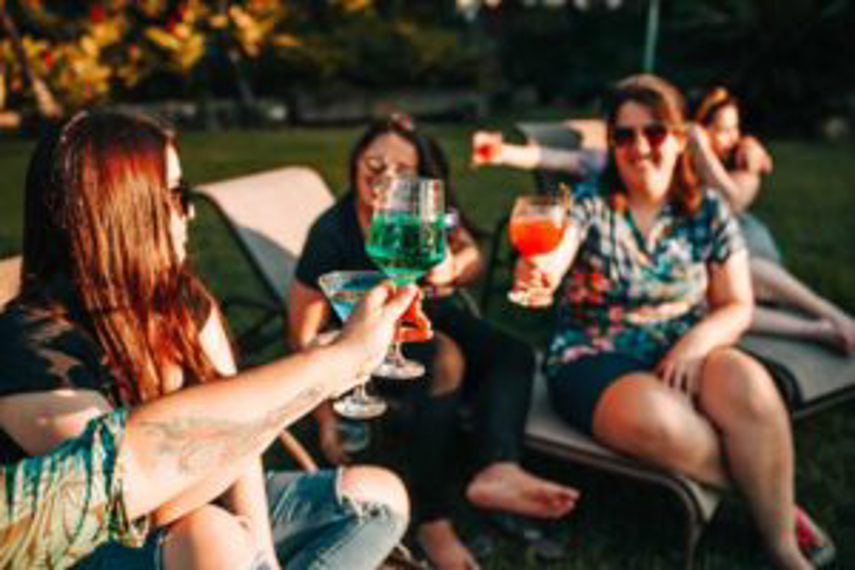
[137,385,325,474]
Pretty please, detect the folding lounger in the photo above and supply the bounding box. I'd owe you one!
[192,166,335,354]
[497,120,854,569]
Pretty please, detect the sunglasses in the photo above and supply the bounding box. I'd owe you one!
[169,178,193,217]
[611,124,670,150]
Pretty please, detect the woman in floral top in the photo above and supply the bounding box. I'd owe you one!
[515,75,830,569]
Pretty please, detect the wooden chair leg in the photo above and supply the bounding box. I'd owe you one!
[278,430,318,473]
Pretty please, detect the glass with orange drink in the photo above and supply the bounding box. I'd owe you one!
[507,193,569,307]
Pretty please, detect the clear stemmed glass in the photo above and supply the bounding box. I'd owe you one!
[318,270,389,419]
[366,175,447,379]
[507,194,568,307]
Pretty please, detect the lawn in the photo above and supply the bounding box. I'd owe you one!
[0,122,853,568]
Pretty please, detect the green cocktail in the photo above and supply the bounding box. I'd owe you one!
[366,175,447,380]
[366,212,447,285]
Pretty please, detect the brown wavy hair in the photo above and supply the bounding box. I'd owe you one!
[601,74,702,215]
[20,110,219,405]
[694,86,738,127]
[348,113,483,236]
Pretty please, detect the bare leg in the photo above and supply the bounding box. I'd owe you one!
[752,306,847,351]
[751,258,855,353]
[161,505,258,570]
[417,519,480,570]
[339,465,410,520]
[466,462,579,519]
[698,348,809,569]
[591,373,729,487]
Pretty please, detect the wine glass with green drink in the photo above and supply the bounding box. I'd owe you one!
[319,270,389,419]
[366,175,447,379]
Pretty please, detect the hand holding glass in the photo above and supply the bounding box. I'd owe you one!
[366,176,446,378]
[319,271,389,419]
[508,194,568,307]
[472,131,503,166]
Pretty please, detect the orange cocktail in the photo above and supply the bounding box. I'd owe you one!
[507,193,569,307]
[509,215,565,257]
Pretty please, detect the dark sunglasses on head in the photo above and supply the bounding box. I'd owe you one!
[169,178,193,217]
[611,124,670,150]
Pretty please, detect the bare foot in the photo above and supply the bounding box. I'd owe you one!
[417,520,480,570]
[829,315,855,355]
[768,538,813,570]
[814,319,855,355]
[466,462,580,519]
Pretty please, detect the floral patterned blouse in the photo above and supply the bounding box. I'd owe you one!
[546,187,745,373]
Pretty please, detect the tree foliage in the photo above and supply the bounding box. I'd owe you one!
[0,0,492,117]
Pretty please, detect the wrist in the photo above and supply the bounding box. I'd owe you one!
[311,342,364,397]
[449,254,460,284]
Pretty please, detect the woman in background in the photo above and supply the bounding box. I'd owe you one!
[691,86,855,354]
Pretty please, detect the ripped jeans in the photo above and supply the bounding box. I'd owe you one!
[74,469,406,570]
[268,469,407,570]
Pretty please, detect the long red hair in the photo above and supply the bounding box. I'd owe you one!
[20,110,219,405]
[601,74,702,215]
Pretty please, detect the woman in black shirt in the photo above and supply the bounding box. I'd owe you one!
[290,115,579,569]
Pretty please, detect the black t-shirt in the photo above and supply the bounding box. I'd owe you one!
[0,302,117,463]
[0,275,214,464]
[295,191,379,292]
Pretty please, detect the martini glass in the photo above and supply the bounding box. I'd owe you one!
[319,270,388,419]
[366,175,447,379]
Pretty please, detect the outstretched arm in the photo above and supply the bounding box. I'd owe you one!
[472,131,602,177]
[195,309,279,568]
[287,280,350,464]
[120,283,416,521]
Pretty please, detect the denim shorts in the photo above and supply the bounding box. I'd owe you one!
[75,469,405,570]
[267,469,406,569]
[547,352,650,435]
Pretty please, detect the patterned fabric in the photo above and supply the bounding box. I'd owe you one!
[0,409,148,568]
[547,187,745,372]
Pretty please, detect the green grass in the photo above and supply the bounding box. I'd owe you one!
[1,124,853,568]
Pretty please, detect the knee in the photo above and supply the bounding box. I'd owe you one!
[612,412,688,461]
[340,466,411,521]
[431,335,465,396]
[593,381,691,464]
[163,505,257,570]
[702,349,784,424]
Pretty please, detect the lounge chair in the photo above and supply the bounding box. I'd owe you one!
[192,166,335,354]
[488,119,853,569]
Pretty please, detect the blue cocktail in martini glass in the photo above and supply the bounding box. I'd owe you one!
[319,270,388,419]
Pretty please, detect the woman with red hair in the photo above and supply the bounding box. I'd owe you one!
[0,110,411,569]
